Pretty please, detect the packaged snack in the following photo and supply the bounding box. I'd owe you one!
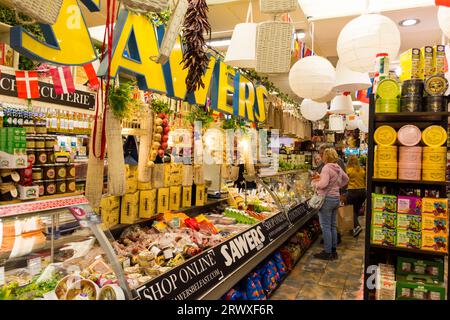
[421,232,448,253]
[371,227,396,246]
[421,215,448,235]
[396,230,421,249]
[396,275,445,300]
[396,214,422,232]
[372,211,397,229]
[372,194,397,213]
[397,257,444,282]
[400,48,422,81]
[421,46,434,78]
[433,44,446,75]
[397,196,421,215]
[421,198,448,217]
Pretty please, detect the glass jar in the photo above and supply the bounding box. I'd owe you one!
[36,149,48,165]
[26,136,36,149]
[45,136,56,149]
[32,167,43,180]
[42,164,56,180]
[56,179,67,194]
[44,179,56,195]
[35,137,45,149]
[34,180,45,196]
[55,164,67,179]
[66,163,75,178]
[27,150,36,166]
[47,149,55,164]
[66,178,76,193]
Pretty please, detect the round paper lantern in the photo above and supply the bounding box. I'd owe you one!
[337,14,401,73]
[438,6,450,39]
[346,114,359,130]
[289,56,336,100]
[329,115,345,132]
[357,119,369,133]
[359,103,370,128]
[334,60,372,93]
[300,99,328,121]
[329,94,354,115]
[224,22,257,68]
[314,90,337,103]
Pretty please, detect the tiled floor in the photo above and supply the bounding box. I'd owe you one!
[271,226,365,300]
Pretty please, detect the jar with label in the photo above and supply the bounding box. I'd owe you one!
[34,180,45,196]
[56,179,66,194]
[36,150,48,165]
[66,179,76,193]
[66,164,75,178]
[55,164,67,179]
[35,137,45,149]
[42,164,56,180]
[26,136,36,149]
[44,180,56,195]
[45,136,56,149]
[32,167,43,180]
[27,150,36,166]
[47,149,55,164]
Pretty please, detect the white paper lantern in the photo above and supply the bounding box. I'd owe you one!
[300,99,328,121]
[438,6,450,39]
[314,90,337,103]
[357,119,369,133]
[346,114,359,130]
[289,56,336,100]
[329,94,354,115]
[337,14,401,73]
[359,103,370,128]
[329,114,345,132]
[224,23,257,68]
[334,60,372,93]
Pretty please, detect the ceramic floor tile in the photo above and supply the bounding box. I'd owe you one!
[270,284,300,300]
[318,271,348,288]
[296,283,343,300]
[341,289,363,300]
[344,274,363,291]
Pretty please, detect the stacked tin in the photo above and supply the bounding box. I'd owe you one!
[422,125,448,181]
[375,79,400,113]
[397,125,423,180]
[423,75,448,112]
[374,125,398,179]
[400,79,424,112]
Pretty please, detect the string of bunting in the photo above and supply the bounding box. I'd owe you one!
[5,62,99,100]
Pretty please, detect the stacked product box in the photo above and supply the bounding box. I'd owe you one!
[396,257,446,300]
[375,263,396,300]
[396,196,422,249]
[371,194,397,246]
[421,198,448,253]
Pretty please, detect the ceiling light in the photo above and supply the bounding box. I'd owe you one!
[207,38,231,47]
[296,30,306,39]
[399,18,420,27]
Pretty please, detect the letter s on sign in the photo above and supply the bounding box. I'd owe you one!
[10,0,97,66]
[220,245,233,267]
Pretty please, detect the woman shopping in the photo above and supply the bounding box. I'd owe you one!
[312,148,349,261]
[346,155,366,237]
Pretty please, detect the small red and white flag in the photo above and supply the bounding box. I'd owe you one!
[51,66,76,95]
[15,70,40,99]
[83,62,100,90]
[436,0,450,7]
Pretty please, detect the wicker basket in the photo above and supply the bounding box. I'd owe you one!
[12,0,63,25]
[122,0,169,14]
[256,21,294,74]
[154,0,189,65]
[260,0,297,14]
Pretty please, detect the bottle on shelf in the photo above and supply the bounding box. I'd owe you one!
[68,112,75,133]
[12,109,18,127]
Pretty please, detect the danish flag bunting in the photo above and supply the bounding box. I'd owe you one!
[51,66,76,95]
[15,71,40,99]
[436,0,450,7]
[83,62,100,89]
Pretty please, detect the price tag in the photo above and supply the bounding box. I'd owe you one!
[150,246,161,256]
[28,257,42,276]
[122,258,131,269]
[0,266,5,286]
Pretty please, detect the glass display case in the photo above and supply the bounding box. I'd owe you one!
[0,195,131,300]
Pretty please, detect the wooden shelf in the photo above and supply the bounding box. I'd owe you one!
[370,244,448,257]
[375,112,450,122]
[372,178,450,186]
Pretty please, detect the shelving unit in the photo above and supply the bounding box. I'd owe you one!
[363,94,450,300]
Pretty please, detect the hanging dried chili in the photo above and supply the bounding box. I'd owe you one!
[182,0,211,93]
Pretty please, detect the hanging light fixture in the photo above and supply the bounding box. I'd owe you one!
[300,99,328,121]
[334,60,372,93]
[329,114,345,132]
[329,94,355,115]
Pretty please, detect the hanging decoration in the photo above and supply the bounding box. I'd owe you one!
[334,60,372,93]
[300,99,328,121]
[329,114,345,132]
[345,114,359,130]
[337,14,401,73]
[224,1,257,69]
[289,56,336,100]
[182,0,211,93]
[329,93,354,115]
[436,0,450,6]
[15,70,40,99]
[83,63,100,90]
[50,66,76,95]
[438,5,450,38]
[359,103,370,128]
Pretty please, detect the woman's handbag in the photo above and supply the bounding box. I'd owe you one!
[308,192,325,210]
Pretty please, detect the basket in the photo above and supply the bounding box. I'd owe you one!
[122,0,169,14]
[12,0,63,25]
[256,21,294,74]
[154,0,189,65]
[260,0,297,14]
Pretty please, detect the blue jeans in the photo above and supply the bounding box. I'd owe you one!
[318,196,340,254]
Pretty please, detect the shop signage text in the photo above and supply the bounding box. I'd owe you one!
[10,4,267,122]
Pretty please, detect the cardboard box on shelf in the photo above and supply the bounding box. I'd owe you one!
[372,211,397,229]
[169,186,181,211]
[101,195,121,211]
[421,215,448,236]
[396,213,422,232]
[396,230,421,249]
[182,186,192,208]
[194,184,206,206]
[397,196,421,215]
[433,45,446,75]
[421,232,448,253]
[400,48,422,81]
[371,227,397,247]
[157,187,170,214]
[120,191,140,224]
[421,46,434,78]
[125,177,138,194]
[396,257,445,282]
[139,189,156,219]
[102,207,120,229]
[372,194,397,213]
[396,275,445,300]
[421,198,448,217]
